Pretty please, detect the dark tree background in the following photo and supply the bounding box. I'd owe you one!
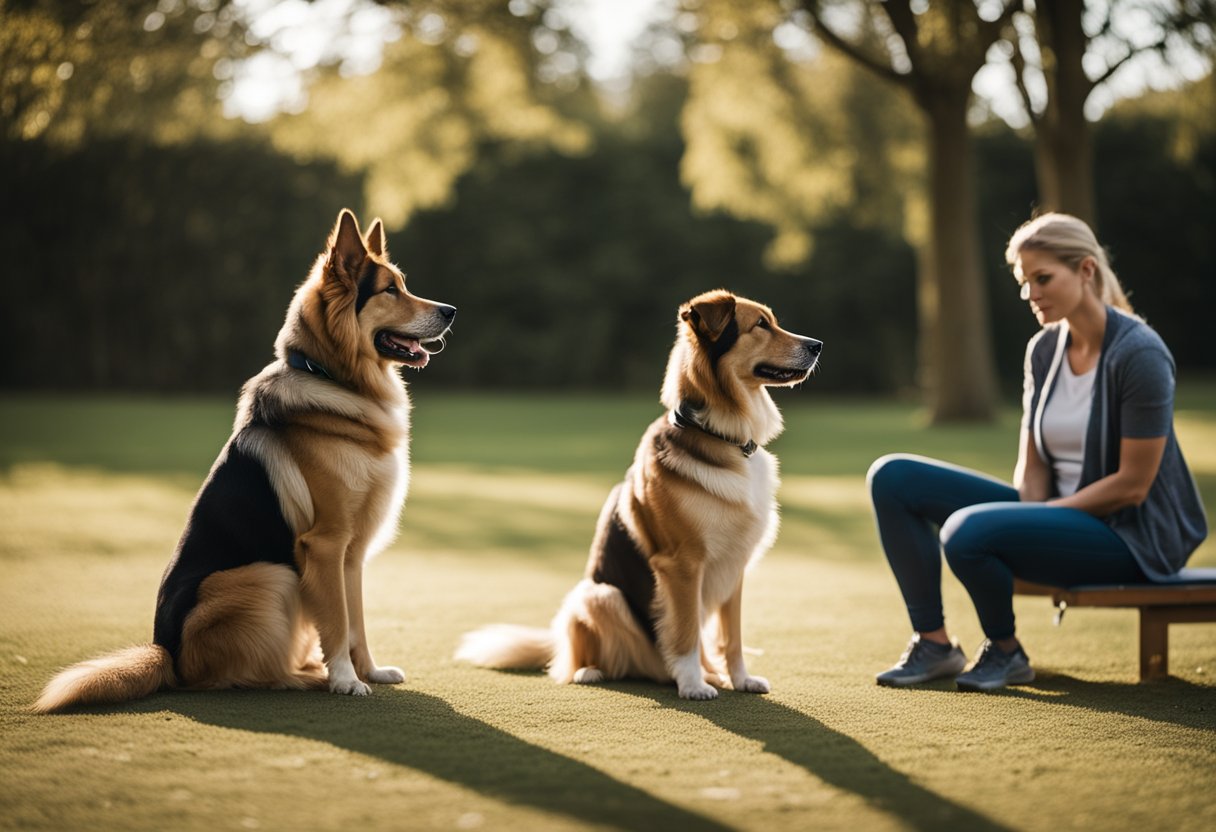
[1,0,1212,398]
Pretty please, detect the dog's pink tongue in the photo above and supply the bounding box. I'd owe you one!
[387,334,425,354]
[402,337,429,366]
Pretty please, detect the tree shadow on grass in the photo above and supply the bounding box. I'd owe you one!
[995,672,1216,731]
[602,682,1012,832]
[130,688,731,832]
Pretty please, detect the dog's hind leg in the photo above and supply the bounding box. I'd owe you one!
[551,580,667,686]
[549,581,595,684]
[551,579,611,684]
[178,563,325,691]
[292,624,327,689]
[568,617,604,684]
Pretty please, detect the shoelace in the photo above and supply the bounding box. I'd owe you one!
[970,640,1008,670]
[899,638,923,663]
[901,637,945,665]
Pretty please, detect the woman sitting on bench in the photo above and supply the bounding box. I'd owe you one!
[870,212,1208,692]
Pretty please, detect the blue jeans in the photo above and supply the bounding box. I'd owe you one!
[867,454,1146,640]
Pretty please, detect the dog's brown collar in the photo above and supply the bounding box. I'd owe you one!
[669,401,758,457]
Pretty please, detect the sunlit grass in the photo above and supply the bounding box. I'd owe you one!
[2,391,1215,832]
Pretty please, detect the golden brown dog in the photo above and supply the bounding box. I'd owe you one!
[34,209,454,712]
[456,290,820,699]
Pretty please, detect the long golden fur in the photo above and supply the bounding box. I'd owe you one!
[456,290,820,699]
[34,209,454,712]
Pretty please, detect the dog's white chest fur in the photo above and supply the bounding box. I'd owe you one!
[364,404,411,561]
[701,448,780,608]
[364,444,409,559]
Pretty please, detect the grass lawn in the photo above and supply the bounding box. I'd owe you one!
[2,387,1214,832]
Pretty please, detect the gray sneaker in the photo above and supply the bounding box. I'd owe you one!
[876,635,967,687]
[955,640,1035,692]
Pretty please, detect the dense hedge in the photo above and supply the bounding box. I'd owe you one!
[1,104,1210,396]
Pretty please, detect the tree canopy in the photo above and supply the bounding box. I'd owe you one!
[1,0,1211,404]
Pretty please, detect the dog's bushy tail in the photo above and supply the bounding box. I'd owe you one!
[455,625,555,670]
[32,644,175,714]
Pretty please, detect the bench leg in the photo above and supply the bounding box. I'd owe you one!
[1139,608,1169,681]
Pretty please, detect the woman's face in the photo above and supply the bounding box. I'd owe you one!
[1015,248,1094,325]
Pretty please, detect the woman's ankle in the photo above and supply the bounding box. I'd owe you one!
[918,629,950,646]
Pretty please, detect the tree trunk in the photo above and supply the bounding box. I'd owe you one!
[1034,0,1095,223]
[919,86,999,423]
[800,0,1013,422]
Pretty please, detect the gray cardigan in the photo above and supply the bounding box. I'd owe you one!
[1022,308,1207,580]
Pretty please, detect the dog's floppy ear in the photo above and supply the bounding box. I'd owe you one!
[682,292,737,342]
[327,209,367,278]
[364,218,386,257]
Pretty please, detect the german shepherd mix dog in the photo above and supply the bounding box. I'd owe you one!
[457,290,820,699]
[34,209,455,712]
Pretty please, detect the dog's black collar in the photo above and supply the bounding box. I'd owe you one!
[669,401,758,457]
[287,349,335,381]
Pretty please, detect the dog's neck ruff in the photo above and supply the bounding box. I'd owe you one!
[287,349,335,381]
[670,400,758,457]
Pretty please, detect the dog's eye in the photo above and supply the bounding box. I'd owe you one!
[384,283,399,295]
[757,317,771,331]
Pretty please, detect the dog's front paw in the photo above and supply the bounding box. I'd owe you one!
[367,666,405,685]
[573,666,604,684]
[734,675,770,694]
[678,681,719,701]
[329,674,372,696]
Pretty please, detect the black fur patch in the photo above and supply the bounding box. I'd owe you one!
[655,426,720,470]
[153,438,297,669]
[589,505,658,644]
[704,317,739,365]
[246,394,286,429]
[354,261,381,314]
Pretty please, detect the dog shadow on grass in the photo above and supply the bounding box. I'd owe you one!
[139,688,732,832]
[603,682,1013,832]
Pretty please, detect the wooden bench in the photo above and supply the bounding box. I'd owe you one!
[1014,568,1216,681]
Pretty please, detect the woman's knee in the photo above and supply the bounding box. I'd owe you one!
[940,504,1009,564]
[867,453,930,501]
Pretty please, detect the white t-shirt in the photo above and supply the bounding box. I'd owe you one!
[1041,358,1096,496]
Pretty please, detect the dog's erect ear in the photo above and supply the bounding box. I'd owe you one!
[364,219,386,257]
[327,209,367,278]
[681,293,737,342]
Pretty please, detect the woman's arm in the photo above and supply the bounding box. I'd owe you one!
[1056,339,1174,516]
[1016,331,1051,503]
[1050,435,1167,515]
[1014,428,1051,502]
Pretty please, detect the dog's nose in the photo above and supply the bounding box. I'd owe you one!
[804,338,822,358]
[438,304,456,322]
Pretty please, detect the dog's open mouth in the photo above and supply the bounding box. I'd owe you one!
[376,330,436,368]
[754,364,811,383]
